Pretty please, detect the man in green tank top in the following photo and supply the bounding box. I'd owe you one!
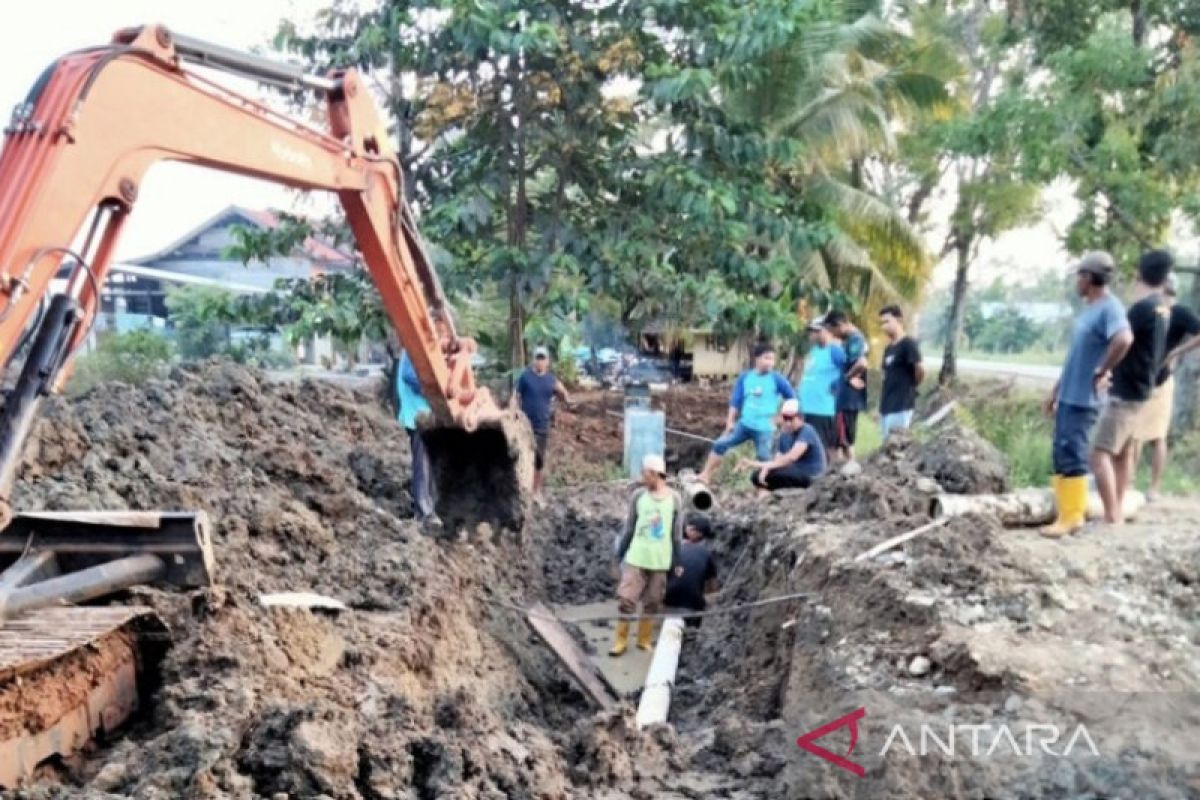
[610,453,683,656]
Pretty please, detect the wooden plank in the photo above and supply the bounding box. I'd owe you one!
[525,602,619,710]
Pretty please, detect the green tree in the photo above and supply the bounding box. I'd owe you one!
[722,2,955,314]
[892,1,1041,385]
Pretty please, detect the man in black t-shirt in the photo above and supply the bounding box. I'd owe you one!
[1135,275,1200,498]
[1092,251,1171,524]
[878,305,924,439]
[664,513,719,628]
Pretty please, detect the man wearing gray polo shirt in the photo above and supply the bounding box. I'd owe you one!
[1041,252,1131,538]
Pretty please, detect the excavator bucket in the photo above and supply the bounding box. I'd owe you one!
[0,511,212,787]
[421,410,535,535]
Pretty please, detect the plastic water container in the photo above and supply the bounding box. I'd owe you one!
[624,407,666,479]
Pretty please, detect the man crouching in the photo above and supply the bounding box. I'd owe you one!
[610,454,684,657]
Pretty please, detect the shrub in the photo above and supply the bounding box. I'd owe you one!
[957,392,1052,488]
[70,329,173,394]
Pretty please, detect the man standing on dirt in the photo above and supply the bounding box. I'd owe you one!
[664,513,719,629]
[797,319,846,453]
[512,345,570,504]
[396,350,440,528]
[611,453,684,656]
[741,399,826,492]
[824,310,869,462]
[878,305,924,439]
[1041,252,1130,537]
[697,343,796,485]
[1091,251,1171,526]
[1134,275,1200,501]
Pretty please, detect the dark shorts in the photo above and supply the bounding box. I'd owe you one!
[807,414,838,450]
[836,410,859,448]
[534,432,549,471]
[750,469,814,491]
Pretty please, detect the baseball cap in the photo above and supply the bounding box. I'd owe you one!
[1073,251,1115,280]
[807,317,826,332]
[642,453,667,476]
[533,345,549,359]
[780,399,800,417]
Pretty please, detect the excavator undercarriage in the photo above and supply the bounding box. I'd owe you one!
[0,24,531,786]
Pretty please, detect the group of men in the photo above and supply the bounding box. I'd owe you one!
[1041,250,1200,537]
[695,304,924,492]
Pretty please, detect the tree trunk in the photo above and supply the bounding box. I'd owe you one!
[1130,1,1147,47]
[939,238,972,386]
[1174,273,1200,432]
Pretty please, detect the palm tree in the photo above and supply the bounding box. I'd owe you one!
[723,3,960,315]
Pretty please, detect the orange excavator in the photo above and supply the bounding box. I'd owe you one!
[0,25,531,785]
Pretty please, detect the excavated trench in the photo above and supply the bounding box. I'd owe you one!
[3,364,1197,798]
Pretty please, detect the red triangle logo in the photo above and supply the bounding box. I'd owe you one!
[796,707,866,777]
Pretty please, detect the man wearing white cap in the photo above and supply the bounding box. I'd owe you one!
[741,399,827,493]
[610,453,683,656]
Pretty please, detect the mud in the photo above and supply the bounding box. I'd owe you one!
[3,365,1196,798]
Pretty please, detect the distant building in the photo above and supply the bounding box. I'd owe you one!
[639,322,751,381]
[99,205,354,319]
[69,206,356,364]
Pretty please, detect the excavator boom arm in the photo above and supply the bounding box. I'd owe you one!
[0,24,484,434]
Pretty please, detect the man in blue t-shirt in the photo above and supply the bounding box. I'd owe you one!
[511,345,570,502]
[1040,252,1131,537]
[797,320,846,452]
[697,343,796,485]
[743,399,826,492]
[824,310,869,462]
[395,350,439,526]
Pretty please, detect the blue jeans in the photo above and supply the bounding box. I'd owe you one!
[1053,402,1098,478]
[712,422,773,460]
[408,428,435,518]
[880,410,914,440]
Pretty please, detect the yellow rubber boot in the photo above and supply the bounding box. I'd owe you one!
[1062,475,1089,531]
[609,620,630,657]
[636,618,656,651]
[1040,475,1085,538]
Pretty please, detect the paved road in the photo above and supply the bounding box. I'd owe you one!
[926,356,1059,389]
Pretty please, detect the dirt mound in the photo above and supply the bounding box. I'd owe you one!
[794,424,1008,522]
[8,363,598,798]
[871,424,1010,495]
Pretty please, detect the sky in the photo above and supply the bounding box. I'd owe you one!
[0,1,1081,287]
[0,0,330,261]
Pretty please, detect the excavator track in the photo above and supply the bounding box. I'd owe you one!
[0,606,165,788]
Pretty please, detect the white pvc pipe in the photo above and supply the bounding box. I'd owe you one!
[635,616,685,729]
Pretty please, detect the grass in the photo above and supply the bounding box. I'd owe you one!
[952,382,1200,495]
[957,349,1065,367]
[955,391,1054,488]
[1133,431,1200,496]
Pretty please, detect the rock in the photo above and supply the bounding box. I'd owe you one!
[908,656,932,677]
[840,460,864,477]
[955,603,987,626]
[915,477,942,494]
[92,762,127,792]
